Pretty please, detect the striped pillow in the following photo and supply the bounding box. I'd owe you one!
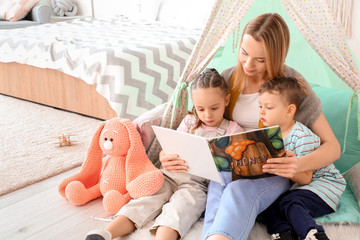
[0,0,40,21]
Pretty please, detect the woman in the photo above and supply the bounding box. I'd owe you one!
[160,13,340,240]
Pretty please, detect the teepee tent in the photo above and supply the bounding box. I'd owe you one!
[144,0,360,167]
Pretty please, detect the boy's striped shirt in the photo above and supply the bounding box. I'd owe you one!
[286,121,346,211]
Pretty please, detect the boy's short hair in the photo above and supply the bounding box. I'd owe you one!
[259,77,303,110]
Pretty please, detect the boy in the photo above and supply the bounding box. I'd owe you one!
[258,77,346,240]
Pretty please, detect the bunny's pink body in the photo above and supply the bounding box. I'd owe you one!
[58,118,164,214]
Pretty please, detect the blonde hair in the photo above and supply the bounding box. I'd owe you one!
[229,13,290,119]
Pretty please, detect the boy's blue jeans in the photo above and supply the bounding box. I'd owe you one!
[201,171,290,240]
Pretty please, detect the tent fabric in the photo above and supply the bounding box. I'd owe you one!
[282,0,360,90]
[328,0,353,38]
[145,0,360,161]
[282,0,360,143]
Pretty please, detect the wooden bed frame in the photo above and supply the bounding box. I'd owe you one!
[0,62,117,120]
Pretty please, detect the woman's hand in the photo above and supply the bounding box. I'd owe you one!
[262,150,298,178]
[159,150,188,173]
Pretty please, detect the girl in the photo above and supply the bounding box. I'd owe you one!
[85,68,243,240]
[160,13,340,240]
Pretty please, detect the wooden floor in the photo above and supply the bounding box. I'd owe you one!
[0,167,205,240]
[0,167,110,240]
[2,167,360,240]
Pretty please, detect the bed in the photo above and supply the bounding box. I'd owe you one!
[0,15,201,120]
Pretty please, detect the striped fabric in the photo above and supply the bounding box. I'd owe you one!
[284,122,321,157]
[288,121,346,211]
[0,16,200,120]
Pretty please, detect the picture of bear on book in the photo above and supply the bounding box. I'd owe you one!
[209,126,286,180]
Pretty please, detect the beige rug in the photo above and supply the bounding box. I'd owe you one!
[0,94,103,196]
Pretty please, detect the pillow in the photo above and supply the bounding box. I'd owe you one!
[315,183,360,224]
[0,0,40,21]
[132,102,167,150]
[343,162,360,207]
[311,84,360,224]
[311,84,360,173]
[132,102,168,168]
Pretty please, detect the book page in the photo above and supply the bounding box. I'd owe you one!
[152,126,224,185]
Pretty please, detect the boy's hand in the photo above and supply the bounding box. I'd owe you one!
[159,150,188,173]
[262,150,298,178]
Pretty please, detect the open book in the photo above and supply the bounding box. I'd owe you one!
[152,125,286,185]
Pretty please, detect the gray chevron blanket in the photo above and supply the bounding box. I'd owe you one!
[0,16,200,119]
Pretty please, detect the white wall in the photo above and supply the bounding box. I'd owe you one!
[346,0,360,62]
[90,0,128,19]
[76,0,93,16]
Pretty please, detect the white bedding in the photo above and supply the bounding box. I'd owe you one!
[0,16,200,119]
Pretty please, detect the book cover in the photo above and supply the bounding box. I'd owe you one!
[152,125,285,185]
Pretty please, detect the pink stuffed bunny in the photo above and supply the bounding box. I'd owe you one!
[58,117,164,214]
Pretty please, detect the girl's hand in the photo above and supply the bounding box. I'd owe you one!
[262,150,298,178]
[159,150,188,173]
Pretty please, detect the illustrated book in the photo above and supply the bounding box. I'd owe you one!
[152,125,286,185]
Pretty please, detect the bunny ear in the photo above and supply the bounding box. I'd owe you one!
[58,121,106,198]
[121,119,157,184]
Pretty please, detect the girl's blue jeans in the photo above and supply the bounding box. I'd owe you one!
[201,171,290,240]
